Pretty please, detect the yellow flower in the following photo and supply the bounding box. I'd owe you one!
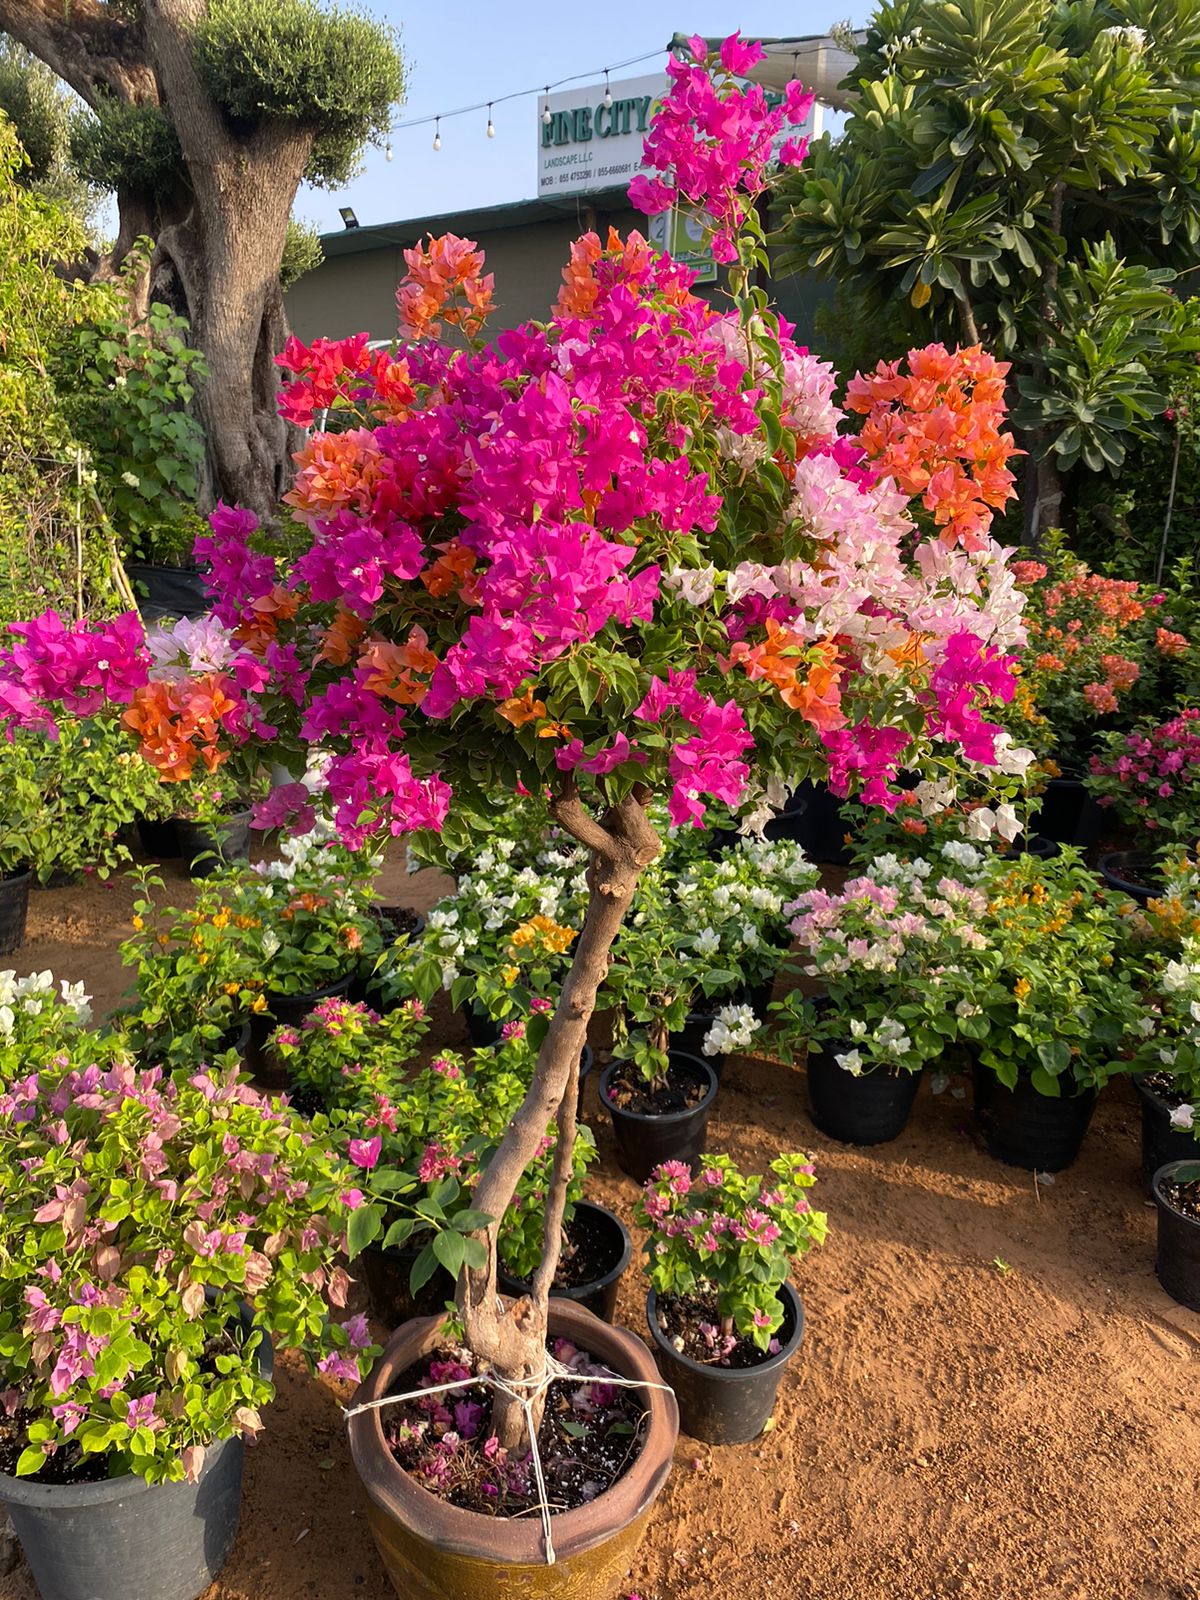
[223,982,241,996]
[250,994,268,1013]
[131,915,145,931]
[1013,978,1031,1002]
[212,910,231,930]
[501,965,519,986]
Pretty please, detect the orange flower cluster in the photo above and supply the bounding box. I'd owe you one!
[420,538,478,600]
[284,428,384,527]
[1157,627,1189,658]
[360,627,440,706]
[846,344,1017,551]
[556,227,693,319]
[724,624,845,730]
[121,674,240,782]
[396,233,495,342]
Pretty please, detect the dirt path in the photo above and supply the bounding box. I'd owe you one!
[2,852,1198,1600]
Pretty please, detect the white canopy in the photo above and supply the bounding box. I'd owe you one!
[675,32,863,109]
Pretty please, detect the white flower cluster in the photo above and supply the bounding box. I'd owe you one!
[1100,24,1148,50]
[835,1015,911,1075]
[703,1003,759,1057]
[0,969,92,1036]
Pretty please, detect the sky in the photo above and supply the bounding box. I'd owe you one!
[297,0,869,235]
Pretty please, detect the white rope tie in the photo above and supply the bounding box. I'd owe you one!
[344,1353,675,1565]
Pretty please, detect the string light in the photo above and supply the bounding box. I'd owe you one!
[602,71,613,110]
[432,116,441,152]
[542,87,552,127]
[384,141,393,162]
[486,103,495,138]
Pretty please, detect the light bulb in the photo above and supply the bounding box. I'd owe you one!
[603,73,613,109]
[433,122,442,151]
[385,142,393,162]
[487,105,495,138]
[542,90,552,126]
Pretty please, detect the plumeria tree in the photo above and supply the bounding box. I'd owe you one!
[0,35,1028,1452]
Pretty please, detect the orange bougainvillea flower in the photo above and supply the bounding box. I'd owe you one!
[556,227,691,321]
[397,234,495,342]
[421,538,477,598]
[121,673,239,782]
[318,607,369,666]
[360,626,440,705]
[235,585,301,653]
[284,428,384,527]
[498,688,548,727]
[724,623,845,731]
[537,720,572,738]
[846,344,1018,551]
[887,630,930,674]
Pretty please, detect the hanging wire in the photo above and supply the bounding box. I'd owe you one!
[388,45,668,141]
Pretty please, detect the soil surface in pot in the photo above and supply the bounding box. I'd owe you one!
[6,840,1200,1600]
[604,1056,709,1115]
[505,1204,616,1293]
[369,904,421,939]
[653,1291,781,1369]
[383,1334,647,1516]
[1142,1070,1192,1112]
[1159,1174,1200,1221]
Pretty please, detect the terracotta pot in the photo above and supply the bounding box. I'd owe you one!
[348,1300,679,1600]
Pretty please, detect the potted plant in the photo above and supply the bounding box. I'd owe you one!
[110,870,268,1070]
[403,836,588,1043]
[1115,859,1200,1184]
[0,1044,376,1600]
[635,1153,826,1443]
[1087,709,1200,899]
[268,992,431,1115]
[775,846,991,1143]
[1150,1159,1200,1311]
[1005,549,1159,844]
[0,714,165,892]
[0,968,94,1082]
[0,35,1029,1592]
[950,852,1139,1170]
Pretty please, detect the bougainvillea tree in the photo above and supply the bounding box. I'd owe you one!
[0,35,1026,1449]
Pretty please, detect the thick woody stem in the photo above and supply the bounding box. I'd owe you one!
[456,783,659,1452]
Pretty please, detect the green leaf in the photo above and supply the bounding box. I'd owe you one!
[347,1202,383,1260]
[432,1229,465,1279]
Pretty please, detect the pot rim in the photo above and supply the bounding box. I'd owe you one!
[499,1200,633,1299]
[0,867,32,888]
[267,972,354,1006]
[1133,1073,1187,1113]
[0,1309,269,1509]
[1151,1160,1200,1227]
[645,1281,805,1383]
[0,1426,238,1510]
[347,1299,678,1565]
[598,1052,718,1125]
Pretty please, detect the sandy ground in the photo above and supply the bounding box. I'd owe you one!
[2,847,1199,1600]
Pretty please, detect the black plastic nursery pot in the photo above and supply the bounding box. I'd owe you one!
[806,1046,921,1145]
[360,1241,456,1329]
[347,1299,678,1600]
[0,868,31,956]
[177,810,252,880]
[668,1012,727,1080]
[125,560,211,622]
[972,1062,1097,1172]
[599,1053,719,1184]
[1152,1161,1200,1311]
[460,1003,502,1048]
[1135,1078,1200,1192]
[765,780,854,866]
[498,1200,633,1325]
[0,1325,272,1600]
[137,817,184,860]
[646,1282,805,1445]
[1036,777,1102,850]
[1098,851,1163,906]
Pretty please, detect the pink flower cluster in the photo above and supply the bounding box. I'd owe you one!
[629,34,815,262]
[1088,708,1200,837]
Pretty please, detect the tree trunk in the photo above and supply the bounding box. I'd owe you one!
[457,787,660,1453]
[1023,442,1063,548]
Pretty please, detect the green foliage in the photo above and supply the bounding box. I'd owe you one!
[193,0,404,188]
[281,216,324,288]
[779,0,1200,497]
[0,718,165,882]
[0,118,118,621]
[52,258,210,564]
[0,38,67,182]
[69,99,181,200]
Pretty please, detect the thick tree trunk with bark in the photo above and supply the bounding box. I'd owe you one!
[0,0,311,516]
[457,786,660,1453]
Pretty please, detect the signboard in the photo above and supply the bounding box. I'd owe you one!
[536,69,817,202]
[648,208,718,286]
[537,72,668,199]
